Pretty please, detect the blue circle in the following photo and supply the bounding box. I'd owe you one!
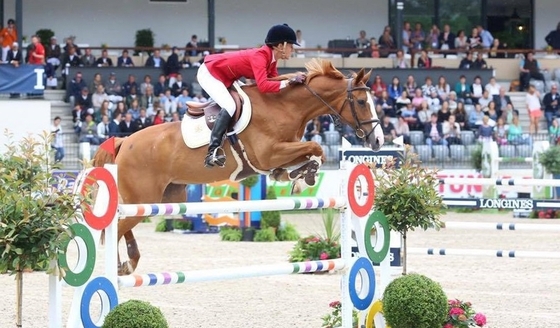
[348,257,376,310]
[80,276,119,327]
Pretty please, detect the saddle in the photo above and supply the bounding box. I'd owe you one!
[185,89,244,130]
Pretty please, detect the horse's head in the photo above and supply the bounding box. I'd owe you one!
[302,59,384,151]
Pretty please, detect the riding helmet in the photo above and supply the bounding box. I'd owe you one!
[265,24,300,46]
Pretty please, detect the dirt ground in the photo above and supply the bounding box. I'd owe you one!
[1,211,559,328]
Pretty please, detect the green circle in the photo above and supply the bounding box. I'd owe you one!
[364,211,390,263]
[57,223,96,287]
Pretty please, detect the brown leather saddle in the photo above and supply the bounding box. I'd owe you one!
[186,89,244,130]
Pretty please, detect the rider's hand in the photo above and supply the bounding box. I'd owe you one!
[288,73,306,85]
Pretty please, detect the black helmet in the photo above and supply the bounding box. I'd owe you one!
[265,24,299,46]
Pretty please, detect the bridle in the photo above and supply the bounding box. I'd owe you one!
[303,78,380,142]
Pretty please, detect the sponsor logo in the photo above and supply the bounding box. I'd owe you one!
[478,198,533,209]
[339,149,402,168]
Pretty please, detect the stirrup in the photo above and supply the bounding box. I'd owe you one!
[204,147,226,168]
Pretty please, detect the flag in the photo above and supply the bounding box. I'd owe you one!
[99,137,116,162]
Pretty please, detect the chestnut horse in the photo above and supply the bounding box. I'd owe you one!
[93,59,384,275]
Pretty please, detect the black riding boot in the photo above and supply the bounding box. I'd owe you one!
[204,109,232,168]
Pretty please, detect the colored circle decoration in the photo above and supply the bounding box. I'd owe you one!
[347,164,375,217]
[80,167,118,231]
[348,257,376,311]
[80,276,118,328]
[58,223,96,287]
[365,300,387,328]
[364,211,390,263]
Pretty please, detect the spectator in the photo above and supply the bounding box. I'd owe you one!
[395,90,411,112]
[470,76,484,104]
[478,90,493,108]
[122,74,138,97]
[501,103,519,125]
[95,101,112,124]
[181,54,193,68]
[368,38,380,58]
[454,75,472,104]
[104,72,122,96]
[118,113,135,137]
[61,46,82,87]
[404,75,417,96]
[50,116,64,163]
[543,83,560,129]
[154,74,168,97]
[192,93,208,103]
[400,102,418,129]
[478,116,494,142]
[437,101,451,123]
[376,90,395,122]
[81,48,96,67]
[477,25,494,49]
[127,99,142,120]
[355,30,369,49]
[448,91,458,111]
[485,101,499,122]
[79,114,100,145]
[159,89,177,117]
[485,77,501,96]
[472,52,487,69]
[410,22,425,50]
[125,86,139,109]
[395,116,411,144]
[140,75,153,95]
[401,22,411,54]
[468,104,485,130]
[92,85,109,110]
[28,35,45,65]
[436,76,450,100]
[371,75,387,98]
[171,74,186,97]
[493,87,513,114]
[145,49,166,68]
[95,49,113,67]
[387,77,402,100]
[75,86,93,112]
[378,26,395,57]
[421,77,437,98]
[439,24,455,54]
[507,115,532,146]
[424,113,447,147]
[171,112,181,122]
[6,41,22,67]
[68,72,87,107]
[117,49,134,67]
[176,88,193,117]
[96,114,111,142]
[185,34,200,56]
[545,22,560,51]
[427,24,440,49]
[392,50,409,68]
[416,50,432,68]
[494,118,508,145]
[550,118,560,144]
[411,88,425,109]
[458,51,474,69]
[518,52,545,91]
[1,19,17,62]
[153,109,166,125]
[108,111,122,137]
[134,109,153,132]
[381,115,397,144]
[525,85,542,134]
[63,36,81,56]
[294,30,306,52]
[140,86,159,117]
[467,27,482,49]
[46,36,61,70]
[416,100,432,129]
[305,118,322,142]
[166,47,182,85]
[454,30,468,53]
[444,114,462,145]
[488,39,505,59]
[89,73,103,93]
[454,101,468,130]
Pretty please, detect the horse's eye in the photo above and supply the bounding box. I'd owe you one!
[357,99,366,106]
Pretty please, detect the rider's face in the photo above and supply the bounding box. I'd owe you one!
[274,43,293,60]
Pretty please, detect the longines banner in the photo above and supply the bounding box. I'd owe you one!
[0,64,45,94]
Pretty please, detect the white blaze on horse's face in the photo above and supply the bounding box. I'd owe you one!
[366,91,384,151]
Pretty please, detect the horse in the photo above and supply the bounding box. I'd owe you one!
[93,58,384,275]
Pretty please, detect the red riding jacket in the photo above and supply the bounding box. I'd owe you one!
[203,45,282,93]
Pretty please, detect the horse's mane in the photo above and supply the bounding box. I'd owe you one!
[271,58,346,83]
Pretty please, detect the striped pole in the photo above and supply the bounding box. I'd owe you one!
[442,222,560,232]
[119,197,345,217]
[439,178,560,187]
[118,259,346,288]
[408,248,560,259]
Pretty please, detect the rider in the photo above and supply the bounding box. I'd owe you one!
[197,23,307,168]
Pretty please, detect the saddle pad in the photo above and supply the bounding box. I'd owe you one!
[181,81,252,149]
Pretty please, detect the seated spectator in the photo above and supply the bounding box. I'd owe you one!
[485,101,499,122]
[400,102,418,129]
[78,114,100,145]
[96,114,111,142]
[127,99,142,120]
[46,36,61,70]
[427,24,440,49]
[405,75,417,96]
[68,72,87,107]
[185,34,200,56]
[95,100,112,123]
[192,93,208,103]
[485,77,501,96]
[140,75,153,95]
[550,118,560,145]
[416,101,432,130]
[176,88,193,117]
[395,90,410,111]
[458,51,474,69]
[171,74,187,97]
[381,115,397,144]
[421,77,437,98]
[501,103,519,125]
[448,91,458,111]
[411,88,425,109]
[424,113,447,146]
[493,118,508,145]
[134,109,153,132]
[411,22,426,50]
[371,75,387,98]
[117,49,134,67]
[439,24,455,54]
[493,87,513,114]
[89,73,103,94]
[153,109,166,125]
[471,52,487,69]
[470,76,484,104]
[468,104,485,131]
[113,101,127,118]
[467,27,483,49]
[104,72,123,96]
[454,75,472,104]
[378,26,395,57]
[427,91,442,112]
[368,38,380,58]
[154,74,168,97]
[92,85,109,110]
[436,76,451,100]
[118,113,135,137]
[437,101,451,123]
[507,115,532,145]
[478,90,493,109]
[75,86,93,112]
[416,50,432,68]
[444,114,462,145]
[454,30,468,53]
[181,55,193,68]
[542,83,560,129]
[140,86,159,117]
[488,38,505,59]
[392,50,409,68]
[341,124,360,145]
[122,74,138,97]
[126,86,139,109]
[453,101,468,130]
[108,111,122,137]
[388,76,402,100]
[478,116,494,142]
[95,49,113,67]
[159,89,177,117]
[145,49,166,68]
[376,90,395,121]
[519,52,546,91]
[305,118,322,142]
[81,48,96,67]
[165,47,182,85]
[170,112,181,122]
[395,116,411,145]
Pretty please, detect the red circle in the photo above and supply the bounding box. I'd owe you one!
[347,164,375,217]
[80,167,118,230]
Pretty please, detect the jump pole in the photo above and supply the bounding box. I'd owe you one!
[408,248,560,259]
[441,221,560,232]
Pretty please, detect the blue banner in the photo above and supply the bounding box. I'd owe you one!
[0,64,45,94]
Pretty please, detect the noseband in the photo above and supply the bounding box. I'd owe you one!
[303,78,380,142]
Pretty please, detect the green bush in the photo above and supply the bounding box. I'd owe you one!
[219,226,242,241]
[253,227,276,242]
[261,187,281,229]
[102,300,168,328]
[276,222,300,241]
[382,273,448,328]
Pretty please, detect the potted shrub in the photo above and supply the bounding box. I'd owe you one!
[538,145,560,199]
[260,188,281,232]
[239,175,260,240]
[382,273,448,328]
[373,145,445,274]
[102,299,168,328]
[0,132,90,327]
[35,28,55,49]
[134,28,155,55]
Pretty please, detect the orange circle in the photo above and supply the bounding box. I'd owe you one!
[80,167,118,230]
[347,164,375,217]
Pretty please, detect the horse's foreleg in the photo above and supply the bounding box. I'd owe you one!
[117,216,145,276]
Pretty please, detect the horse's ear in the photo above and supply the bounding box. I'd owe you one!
[354,68,365,86]
[362,70,372,85]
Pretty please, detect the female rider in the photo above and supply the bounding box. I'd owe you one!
[197,23,306,168]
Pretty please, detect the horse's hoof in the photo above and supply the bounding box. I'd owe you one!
[291,179,309,195]
[118,261,133,276]
[304,161,320,186]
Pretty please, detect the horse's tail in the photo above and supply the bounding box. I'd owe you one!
[93,137,125,167]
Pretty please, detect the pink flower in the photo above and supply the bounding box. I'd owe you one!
[474,313,487,326]
[329,301,340,308]
[443,324,454,328]
[320,252,329,260]
[448,299,460,307]
[449,307,464,316]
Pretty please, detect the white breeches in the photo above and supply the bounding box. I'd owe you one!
[196,63,236,116]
